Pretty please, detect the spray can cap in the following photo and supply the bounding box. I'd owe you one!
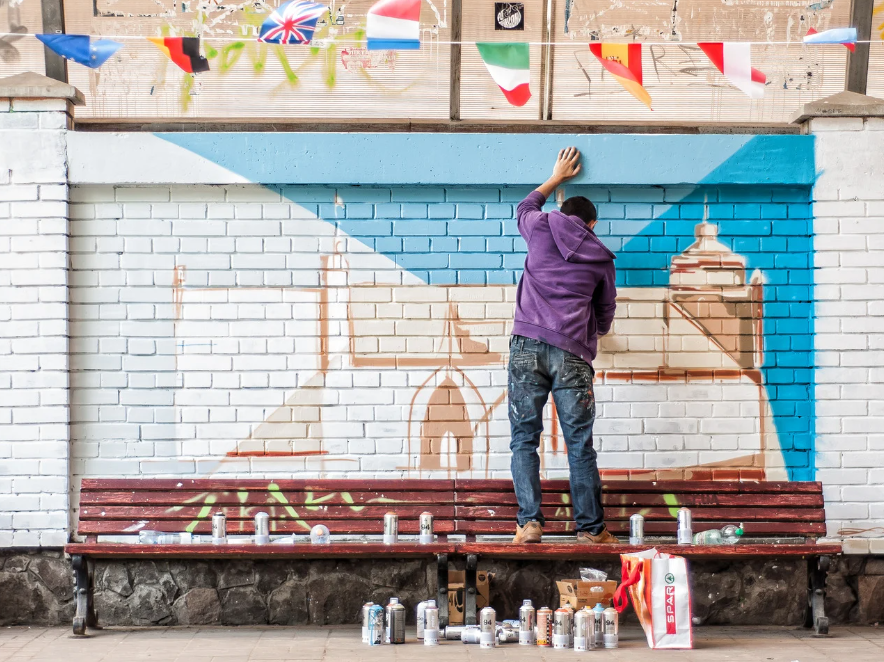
[594,603,605,612]
[427,600,436,607]
[522,599,533,606]
[389,597,399,604]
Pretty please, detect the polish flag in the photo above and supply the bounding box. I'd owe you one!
[697,43,766,99]
[366,0,421,50]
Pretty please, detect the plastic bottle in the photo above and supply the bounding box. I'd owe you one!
[310,524,330,544]
[693,529,723,545]
[722,523,744,544]
[693,524,744,545]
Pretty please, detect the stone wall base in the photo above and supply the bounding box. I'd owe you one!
[2,550,882,627]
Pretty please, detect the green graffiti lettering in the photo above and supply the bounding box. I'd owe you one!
[663,493,680,518]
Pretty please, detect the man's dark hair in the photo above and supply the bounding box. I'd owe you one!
[561,196,597,226]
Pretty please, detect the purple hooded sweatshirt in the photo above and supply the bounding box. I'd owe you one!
[511,190,617,365]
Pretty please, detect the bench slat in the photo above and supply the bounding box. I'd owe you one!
[78,519,457,536]
[455,520,826,535]
[79,505,454,521]
[64,542,455,559]
[80,490,455,507]
[457,492,824,508]
[456,542,841,559]
[80,478,454,491]
[455,506,825,522]
[456,479,823,494]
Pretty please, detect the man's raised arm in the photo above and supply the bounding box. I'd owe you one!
[517,147,582,240]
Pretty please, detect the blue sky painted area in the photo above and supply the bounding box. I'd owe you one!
[161,132,816,480]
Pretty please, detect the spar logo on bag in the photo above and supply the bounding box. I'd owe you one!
[665,573,677,634]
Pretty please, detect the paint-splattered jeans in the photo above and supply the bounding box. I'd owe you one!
[508,335,604,535]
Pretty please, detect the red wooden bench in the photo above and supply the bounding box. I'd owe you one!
[454,479,841,635]
[65,478,457,635]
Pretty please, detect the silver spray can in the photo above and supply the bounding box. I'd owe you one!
[384,597,400,643]
[361,602,375,643]
[553,607,571,649]
[603,606,619,648]
[564,604,575,647]
[518,599,536,645]
[574,608,592,652]
[423,600,439,646]
[212,512,227,544]
[677,507,693,545]
[592,603,605,646]
[254,511,270,544]
[497,625,519,644]
[444,625,468,640]
[461,627,482,644]
[367,604,384,646]
[479,606,497,648]
[630,513,645,545]
[419,511,434,544]
[416,600,428,640]
[389,600,406,644]
[383,511,398,545]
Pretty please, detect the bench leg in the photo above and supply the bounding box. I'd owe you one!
[71,554,96,636]
[464,554,478,626]
[436,554,449,629]
[805,555,830,636]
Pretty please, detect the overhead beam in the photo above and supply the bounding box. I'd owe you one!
[40,0,67,83]
[846,0,874,94]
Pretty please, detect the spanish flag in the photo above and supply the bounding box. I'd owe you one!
[589,43,652,109]
[148,37,210,74]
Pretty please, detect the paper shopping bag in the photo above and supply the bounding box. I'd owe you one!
[613,548,693,649]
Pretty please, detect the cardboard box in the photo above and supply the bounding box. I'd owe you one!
[447,570,491,625]
[556,579,619,609]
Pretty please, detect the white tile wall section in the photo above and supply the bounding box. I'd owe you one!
[0,100,71,547]
[811,115,884,555]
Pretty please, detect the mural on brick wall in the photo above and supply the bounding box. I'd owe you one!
[164,187,811,483]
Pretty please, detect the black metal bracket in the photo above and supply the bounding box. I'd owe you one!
[71,554,97,636]
[805,555,830,636]
[464,553,478,626]
[436,553,449,628]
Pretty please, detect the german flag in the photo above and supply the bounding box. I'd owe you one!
[589,43,652,109]
[148,37,210,74]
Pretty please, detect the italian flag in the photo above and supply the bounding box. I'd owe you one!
[476,42,531,107]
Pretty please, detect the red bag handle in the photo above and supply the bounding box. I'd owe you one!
[613,558,643,613]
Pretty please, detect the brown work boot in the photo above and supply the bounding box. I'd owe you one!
[513,521,543,543]
[576,528,620,544]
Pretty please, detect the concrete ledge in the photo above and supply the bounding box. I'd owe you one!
[792,91,884,123]
[0,72,85,107]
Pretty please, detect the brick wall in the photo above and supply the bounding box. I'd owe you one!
[811,115,884,554]
[0,98,71,547]
[66,183,813,507]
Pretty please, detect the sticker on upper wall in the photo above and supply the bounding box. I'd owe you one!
[495,2,524,30]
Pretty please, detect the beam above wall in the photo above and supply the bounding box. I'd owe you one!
[66,132,814,187]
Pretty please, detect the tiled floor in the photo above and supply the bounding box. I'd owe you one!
[0,625,882,661]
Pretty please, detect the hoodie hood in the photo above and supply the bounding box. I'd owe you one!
[548,210,617,263]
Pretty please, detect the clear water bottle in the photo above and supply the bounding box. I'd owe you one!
[721,523,744,544]
[693,529,722,545]
[310,524,330,544]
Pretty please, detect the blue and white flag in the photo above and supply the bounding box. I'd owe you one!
[803,27,857,51]
[36,34,122,68]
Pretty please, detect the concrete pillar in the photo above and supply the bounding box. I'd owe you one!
[0,72,83,546]
[793,91,884,555]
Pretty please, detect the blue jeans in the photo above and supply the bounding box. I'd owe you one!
[508,335,605,535]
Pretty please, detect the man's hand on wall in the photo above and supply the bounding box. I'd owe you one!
[536,147,582,199]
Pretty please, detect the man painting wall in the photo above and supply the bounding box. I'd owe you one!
[509,147,619,544]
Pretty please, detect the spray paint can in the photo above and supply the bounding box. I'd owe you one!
[254,511,270,544]
[518,599,536,645]
[564,604,575,647]
[592,603,606,646]
[212,512,227,544]
[461,627,482,644]
[383,512,398,545]
[419,511,434,544]
[361,602,375,643]
[536,607,553,647]
[630,513,645,545]
[384,597,400,643]
[479,606,497,648]
[416,600,428,640]
[603,606,619,648]
[423,599,439,646]
[443,625,468,640]
[574,608,592,651]
[497,625,519,644]
[553,607,571,649]
[389,600,406,644]
[677,507,693,545]
[367,604,384,646]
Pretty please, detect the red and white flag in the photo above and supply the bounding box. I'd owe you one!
[697,42,766,99]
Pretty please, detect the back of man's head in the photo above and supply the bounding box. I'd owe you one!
[560,196,597,227]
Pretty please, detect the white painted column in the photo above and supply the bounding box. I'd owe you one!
[794,92,884,554]
[0,73,82,546]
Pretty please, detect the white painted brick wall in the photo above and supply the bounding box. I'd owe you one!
[0,99,71,548]
[812,115,884,555]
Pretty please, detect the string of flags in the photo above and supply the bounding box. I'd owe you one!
[29,0,864,109]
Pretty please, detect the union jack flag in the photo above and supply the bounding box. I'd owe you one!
[258,1,328,44]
